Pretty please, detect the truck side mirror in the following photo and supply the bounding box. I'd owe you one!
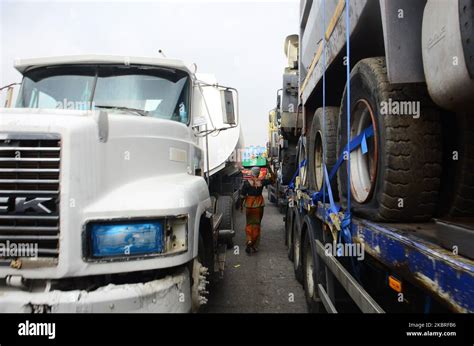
[221,89,236,125]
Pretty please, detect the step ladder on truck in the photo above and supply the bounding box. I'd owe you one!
[285,0,474,313]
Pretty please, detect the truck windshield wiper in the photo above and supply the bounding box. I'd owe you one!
[94,105,149,117]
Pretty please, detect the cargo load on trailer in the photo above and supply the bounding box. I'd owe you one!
[281,0,474,313]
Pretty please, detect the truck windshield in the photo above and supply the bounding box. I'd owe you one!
[16,64,190,124]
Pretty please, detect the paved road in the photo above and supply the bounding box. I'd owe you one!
[202,193,307,313]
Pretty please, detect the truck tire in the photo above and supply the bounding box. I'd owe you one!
[198,222,214,280]
[292,211,303,284]
[281,146,297,185]
[308,107,339,195]
[296,137,308,189]
[285,205,294,247]
[337,57,442,222]
[278,200,286,214]
[267,185,277,204]
[444,112,474,216]
[285,208,296,262]
[216,195,235,249]
[302,217,325,313]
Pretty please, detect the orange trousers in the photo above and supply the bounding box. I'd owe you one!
[245,206,264,247]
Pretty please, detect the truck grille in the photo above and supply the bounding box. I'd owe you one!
[0,133,61,260]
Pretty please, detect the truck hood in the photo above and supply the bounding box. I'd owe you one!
[0,107,200,186]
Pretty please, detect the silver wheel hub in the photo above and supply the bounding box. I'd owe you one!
[349,99,378,203]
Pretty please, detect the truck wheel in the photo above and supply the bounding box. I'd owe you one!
[445,112,474,216]
[337,57,442,222]
[216,195,235,249]
[302,217,325,313]
[268,185,277,204]
[285,205,293,246]
[296,137,308,189]
[292,211,303,284]
[287,208,294,261]
[281,146,297,185]
[278,202,286,214]
[198,228,214,281]
[308,107,339,194]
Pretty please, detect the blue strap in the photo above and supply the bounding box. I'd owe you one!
[324,164,338,215]
[361,133,368,154]
[341,211,352,244]
[288,123,373,277]
[288,159,307,190]
[311,125,374,207]
[328,125,374,182]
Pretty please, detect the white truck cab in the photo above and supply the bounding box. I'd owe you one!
[0,55,243,312]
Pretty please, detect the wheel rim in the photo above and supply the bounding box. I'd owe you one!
[349,99,378,203]
[305,243,315,298]
[314,131,324,191]
[299,141,307,187]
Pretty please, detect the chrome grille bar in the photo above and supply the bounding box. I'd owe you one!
[0,134,61,260]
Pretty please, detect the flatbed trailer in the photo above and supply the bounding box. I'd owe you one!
[290,189,474,313]
[283,0,474,314]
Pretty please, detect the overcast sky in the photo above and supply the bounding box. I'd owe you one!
[0,0,299,146]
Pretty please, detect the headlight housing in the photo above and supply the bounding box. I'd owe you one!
[90,221,164,258]
[84,216,188,261]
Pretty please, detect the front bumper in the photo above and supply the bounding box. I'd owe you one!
[0,268,190,313]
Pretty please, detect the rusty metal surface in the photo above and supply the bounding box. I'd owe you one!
[307,198,474,312]
[353,218,474,313]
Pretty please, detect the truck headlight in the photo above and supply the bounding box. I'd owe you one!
[89,221,164,258]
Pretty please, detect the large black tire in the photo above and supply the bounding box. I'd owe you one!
[292,211,303,284]
[285,205,293,246]
[216,195,235,249]
[337,57,442,222]
[443,112,474,216]
[302,216,326,313]
[308,107,339,195]
[281,146,297,185]
[286,207,295,261]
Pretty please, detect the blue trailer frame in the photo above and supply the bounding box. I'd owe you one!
[291,189,474,313]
